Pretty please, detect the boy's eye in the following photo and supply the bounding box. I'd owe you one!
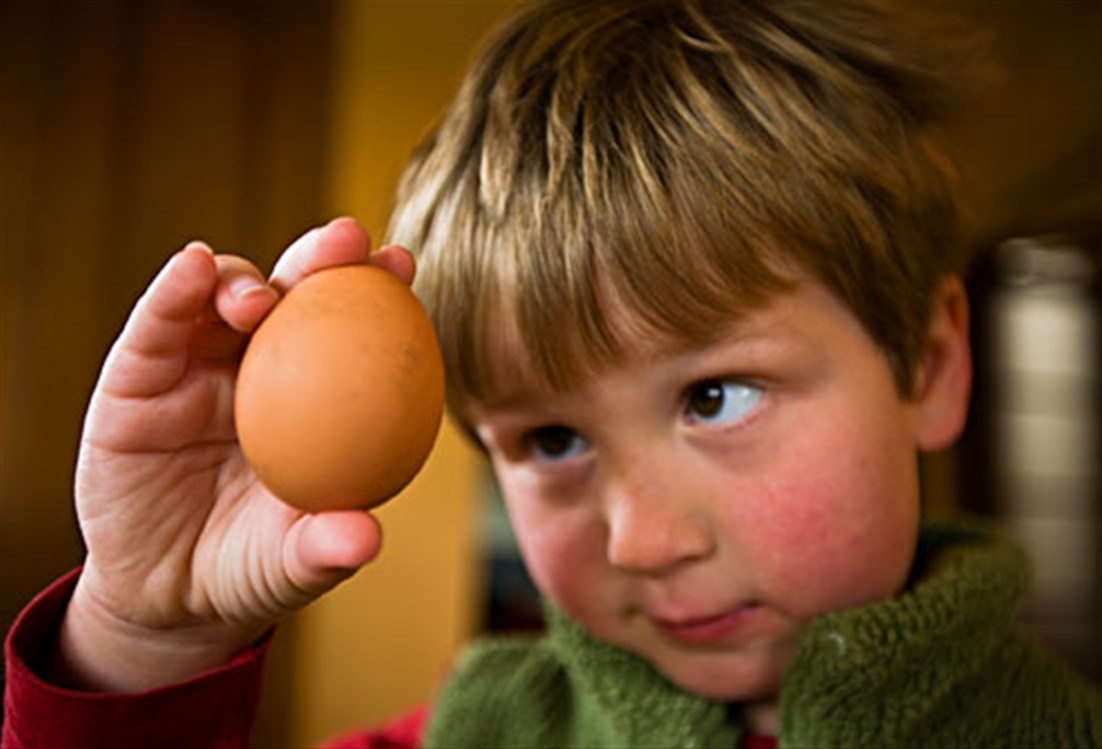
[685,379,762,426]
[526,425,588,463]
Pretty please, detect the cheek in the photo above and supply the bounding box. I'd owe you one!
[734,419,920,618]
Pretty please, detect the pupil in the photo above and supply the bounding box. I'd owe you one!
[692,382,724,417]
[537,426,574,456]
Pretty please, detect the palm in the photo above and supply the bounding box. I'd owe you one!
[77,364,304,632]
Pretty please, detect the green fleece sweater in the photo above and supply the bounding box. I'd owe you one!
[426,519,1102,748]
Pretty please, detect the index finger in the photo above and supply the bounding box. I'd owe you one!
[99,242,219,398]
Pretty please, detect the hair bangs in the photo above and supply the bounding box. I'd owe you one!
[390,0,980,422]
[410,145,795,423]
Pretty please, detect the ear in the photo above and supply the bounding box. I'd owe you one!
[912,276,973,452]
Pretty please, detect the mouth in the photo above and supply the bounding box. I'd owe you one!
[652,603,763,646]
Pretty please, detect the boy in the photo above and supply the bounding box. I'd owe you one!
[5,1,1100,747]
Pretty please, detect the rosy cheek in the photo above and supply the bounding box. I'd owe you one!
[731,449,917,619]
[737,485,844,611]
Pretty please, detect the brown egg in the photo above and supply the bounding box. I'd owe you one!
[235,265,445,512]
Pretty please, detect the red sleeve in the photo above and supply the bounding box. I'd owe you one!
[3,568,271,749]
[742,735,778,749]
[320,703,430,749]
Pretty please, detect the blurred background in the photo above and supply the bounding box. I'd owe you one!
[1,0,1098,745]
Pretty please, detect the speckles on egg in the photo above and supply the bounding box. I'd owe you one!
[234,265,445,512]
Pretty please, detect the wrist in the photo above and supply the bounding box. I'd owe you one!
[51,576,266,693]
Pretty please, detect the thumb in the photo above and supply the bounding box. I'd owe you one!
[283,511,383,599]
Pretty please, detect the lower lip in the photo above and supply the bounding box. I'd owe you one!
[656,605,761,645]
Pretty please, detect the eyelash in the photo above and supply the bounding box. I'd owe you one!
[523,425,588,464]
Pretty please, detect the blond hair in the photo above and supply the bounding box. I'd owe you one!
[388,0,980,421]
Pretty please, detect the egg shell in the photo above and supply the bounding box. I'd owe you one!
[235,265,445,512]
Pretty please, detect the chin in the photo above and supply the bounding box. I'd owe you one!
[677,674,780,703]
[659,652,788,704]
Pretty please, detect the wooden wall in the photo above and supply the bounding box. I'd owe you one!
[1,0,335,658]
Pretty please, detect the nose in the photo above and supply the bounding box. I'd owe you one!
[604,470,715,575]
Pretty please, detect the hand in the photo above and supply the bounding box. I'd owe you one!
[57,218,414,691]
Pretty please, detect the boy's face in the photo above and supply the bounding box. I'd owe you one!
[471,280,928,706]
